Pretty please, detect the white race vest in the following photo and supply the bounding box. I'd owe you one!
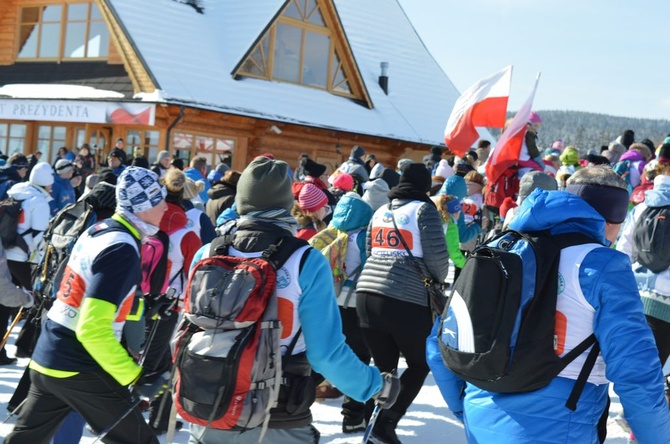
[555,243,608,385]
[228,244,310,356]
[166,226,192,300]
[370,201,424,258]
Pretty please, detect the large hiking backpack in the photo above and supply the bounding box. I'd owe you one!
[0,198,29,253]
[308,226,351,294]
[33,199,98,300]
[439,230,601,410]
[173,236,308,432]
[484,167,519,215]
[633,205,670,273]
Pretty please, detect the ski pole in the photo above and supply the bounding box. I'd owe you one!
[0,307,24,351]
[361,403,381,444]
[93,292,176,443]
[1,398,27,425]
[362,369,397,444]
[90,397,143,444]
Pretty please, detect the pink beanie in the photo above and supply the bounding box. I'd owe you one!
[298,183,328,212]
[528,111,542,125]
[332,172,354,191]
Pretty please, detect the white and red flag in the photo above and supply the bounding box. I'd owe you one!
[443,66,512,157]
[486,73,541,184]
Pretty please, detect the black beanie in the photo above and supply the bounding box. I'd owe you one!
[399,162,431,193]
[659,143,670,163]
[430,146,443,162]
[302,158,326,177]
[350,145,365,160]
[380,168,400,189]
[235,157,294,215]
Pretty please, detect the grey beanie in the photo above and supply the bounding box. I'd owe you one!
[518,171,557,202]
[235,157,294,215]
[156,150,171,163]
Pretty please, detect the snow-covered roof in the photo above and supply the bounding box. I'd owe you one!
[108,0,479,146]
[0,84,124,99]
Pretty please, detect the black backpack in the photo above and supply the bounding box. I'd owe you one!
[439,230,601,411]
[633,205,670,273]
[33,200,98,300]
[0,198,28,253]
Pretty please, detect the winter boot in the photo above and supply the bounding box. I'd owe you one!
[370,409,403,444]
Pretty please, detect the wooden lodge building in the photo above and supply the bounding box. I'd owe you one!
[0,0,469,173]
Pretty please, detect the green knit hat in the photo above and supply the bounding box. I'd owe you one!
[235,157,294,215]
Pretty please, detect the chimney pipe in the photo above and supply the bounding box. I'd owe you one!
[379,62,389,95]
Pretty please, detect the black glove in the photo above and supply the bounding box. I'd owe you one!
[144,292,176,319]
[133,371,170,401]
[373,372,400,409]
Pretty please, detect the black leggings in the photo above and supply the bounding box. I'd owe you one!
[356,292,432,416]
[646,315,670,367]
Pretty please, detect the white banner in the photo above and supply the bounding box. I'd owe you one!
[0,100,156,125]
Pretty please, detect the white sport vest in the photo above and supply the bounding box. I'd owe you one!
[47,228,139,341]
[555,243,608,385]
[228,244,310,356]
[370,201,424,258]
[166,227,191,301]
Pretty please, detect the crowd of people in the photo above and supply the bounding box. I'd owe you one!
[0,118,669,444]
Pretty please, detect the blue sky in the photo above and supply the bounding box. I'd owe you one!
[397,0,669,120]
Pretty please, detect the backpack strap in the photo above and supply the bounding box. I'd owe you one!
[209,232,234,257]
[565,334,599,411]
[262,236,309,271]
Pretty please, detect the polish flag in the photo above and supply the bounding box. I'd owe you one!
[486,74,541,184]
[444,66,512,157]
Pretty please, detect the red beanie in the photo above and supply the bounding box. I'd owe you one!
[298,183,328,212]
[499,196,518,220]
[332,172,354,191]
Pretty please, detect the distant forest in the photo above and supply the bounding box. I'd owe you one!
[488,110,670,156]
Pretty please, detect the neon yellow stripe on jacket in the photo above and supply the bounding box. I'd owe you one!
[29,360,79,378]
[76,297,142,386]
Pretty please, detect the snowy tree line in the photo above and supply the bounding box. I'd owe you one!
[489,110,670,156]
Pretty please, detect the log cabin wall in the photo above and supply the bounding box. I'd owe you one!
[158,104,434,173]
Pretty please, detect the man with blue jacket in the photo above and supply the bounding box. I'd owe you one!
[427,166,670,443]
[188,156,398,443]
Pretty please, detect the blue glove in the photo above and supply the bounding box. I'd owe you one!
[133,371,170,400]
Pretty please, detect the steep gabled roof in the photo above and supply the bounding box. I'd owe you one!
[107,0,467,146]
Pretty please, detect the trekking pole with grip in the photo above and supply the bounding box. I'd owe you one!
[362,369,397,444]
[92,290,178,443]
[0,307,24,350]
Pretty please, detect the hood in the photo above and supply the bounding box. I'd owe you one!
[645,175,670,208]
[362,179,390,211]
[620,149,644,163]
[7,181,51,202]
[331,192,373,232]
[508,189,607,244]
[159,202,188,233]
[207,182,235,200]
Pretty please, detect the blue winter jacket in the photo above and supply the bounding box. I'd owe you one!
[427,189,670,444]
[329,192,373,271]
[49,174,75,216]
[184,168,211,204]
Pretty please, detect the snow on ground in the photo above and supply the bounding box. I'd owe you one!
[0,324,632,443]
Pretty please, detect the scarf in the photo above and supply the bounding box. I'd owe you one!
[239,208,298,236]
[387,183,435,206]
[116,208,160,239]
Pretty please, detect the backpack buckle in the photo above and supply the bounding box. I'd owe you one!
[261,244,279,260]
